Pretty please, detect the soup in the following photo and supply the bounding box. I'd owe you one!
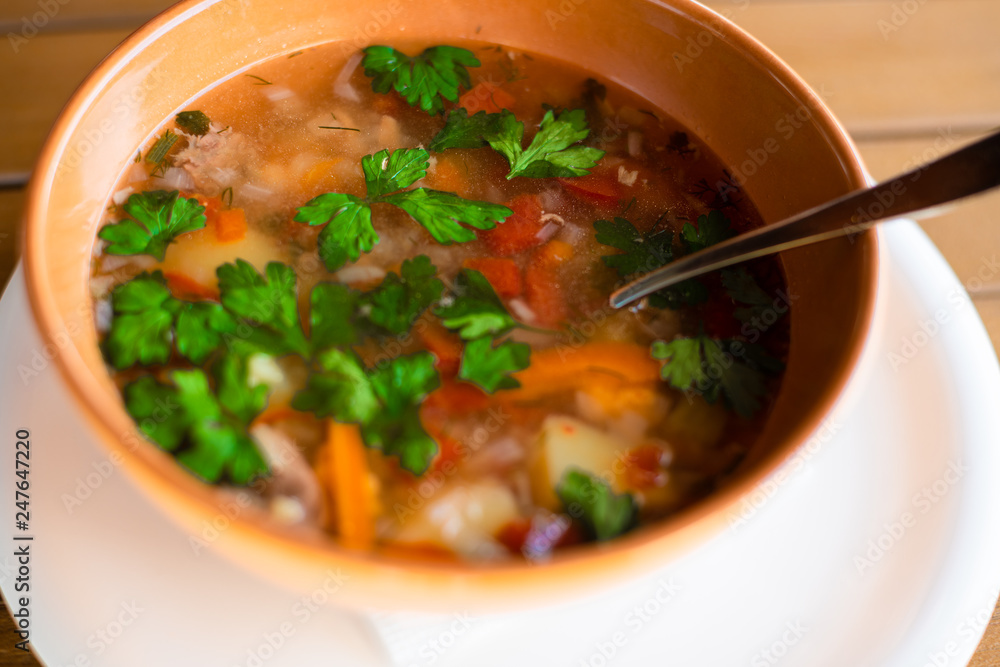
[89,41,789,561]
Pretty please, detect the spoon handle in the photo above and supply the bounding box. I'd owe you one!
[610,128,1000,309]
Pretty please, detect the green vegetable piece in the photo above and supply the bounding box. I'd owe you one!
[651,335,784,417]
[213,353,269,425]
[427,108,505,151]
[435,268,517,339]
[103,273,177,369]
[362,45,480,115]
[98,190,206,260]
[593,216,673,276]
[362,148,428,196]
[175,110,212,136]
[309,283,362,350]
[364,255,445,335]
[174,302,236,365]
[145,130,179,170]
[556,469,637,541]
[123,367,268,485]
[429,108,605,179]
[493,109,605,179]
[459,336,531,393]
[382,189,510,244]
[217,260,310,357]
[295,193,376,272]
[721,267,775,323]
[291,348,380,423]
[681,210,734,253]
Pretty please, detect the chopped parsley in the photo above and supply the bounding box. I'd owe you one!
[295,148,511,271]
[721,267,774,322]
[217,260,310,358]
[98,190,206,260]
[651,335,783,418]
[681,209,734,253]
[145,130,179,174]
[362,45,479,115]
[434,268,517,339]
[363,255,445,336]
[175,110,212,136]
[459,337,530,393]
[557,469,637,541]
[428,108,605,179]
[124,365,269,485]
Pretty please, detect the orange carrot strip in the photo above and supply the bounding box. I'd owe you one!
[326,421,376,551]
[163,271,219,301]
[502,342,660,402]
[523,240,574,327]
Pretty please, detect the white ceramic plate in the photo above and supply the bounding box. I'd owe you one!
[1,219,999,667]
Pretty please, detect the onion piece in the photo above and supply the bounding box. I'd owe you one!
[535,221,561,242]
[333,51,364,102]
[627,130,644,157]
[335,264,387,285]
[508,298,537,323]
[154,167,195,192]
[112,187,134,206]
[263,86,295,102]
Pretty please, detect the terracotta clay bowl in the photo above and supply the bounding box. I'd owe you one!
[22,0,876,611]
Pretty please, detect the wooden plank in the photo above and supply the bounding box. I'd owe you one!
[0,189,24,288]
[1,29,133,174]
[856,135,1000,293]
[0,599,37,666]
[705,0,1000,137]
[0,0,172,31]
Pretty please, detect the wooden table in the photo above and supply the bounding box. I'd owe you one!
[2,0,999,664]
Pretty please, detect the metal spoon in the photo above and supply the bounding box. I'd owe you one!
[609,128,1000,309]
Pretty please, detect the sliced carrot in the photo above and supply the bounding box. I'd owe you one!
[458,81,516,115]
[191,193,223,225]
[164,271,219,301]
[418,322,463,376]
[497,517,532,554]
[558,164,626,206]
[463,257,522,298]
[325,421,377,551]
[481,194,545,257]
[424,379,491,415]
[214,207,248,243]
[427,154,470,196]
[502,342,661,402]
[523,240,573,327]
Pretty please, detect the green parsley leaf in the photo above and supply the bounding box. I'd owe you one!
[495,109,604,179]
[217,260,310,357]
[309,283,362,350]
[364,255,445,335]
[295,193,375,272]
[556,469,637,541]
[362,45,479,115]
[175,110,212,136]
[434,268,516,339]
[651,335,783,417]
[427,108,505,152]
[291,348,380,423]
[721,267,774,322]
[123,367,268,485]
[429,108,604,179]
[213,352,270,425]
[295,148,510,270]
[459,336,530,393]
[382,188,510,244]
[103,272,234,369]
[98,190,206,260]
[363,352,441,474]
[681,210,734,253]
[362,148,428,196]
[593,216,673,276]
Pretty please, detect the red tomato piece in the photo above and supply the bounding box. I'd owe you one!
[480,194,546,257]
[463,257,523,298]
